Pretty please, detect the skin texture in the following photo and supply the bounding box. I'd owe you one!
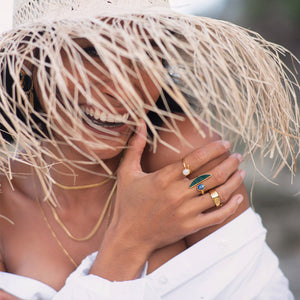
[0,289,20,300]
[142,119,249,254]
[0,41,249,296]
[33,38,162,162]
[0,121,247,292]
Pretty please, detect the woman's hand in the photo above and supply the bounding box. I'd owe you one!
[114,121,244,252]
[90,121,244,281]
[89,121,244,280]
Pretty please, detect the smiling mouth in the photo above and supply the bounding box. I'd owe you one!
[80,105,130,128]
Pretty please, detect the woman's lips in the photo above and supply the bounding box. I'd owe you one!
[80,105,129,123]
[79,104,132,133]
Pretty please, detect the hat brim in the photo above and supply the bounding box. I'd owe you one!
[0,13,299,181]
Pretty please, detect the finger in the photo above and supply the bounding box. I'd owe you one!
[160,140,231,180]
[118,120,147,174]
[186,153,242,196]
[209,169,246,207]
[197,193,244,228]
[186,169,246,213]
[184,140,231,173]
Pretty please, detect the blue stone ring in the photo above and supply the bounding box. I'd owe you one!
[189,174,212,194]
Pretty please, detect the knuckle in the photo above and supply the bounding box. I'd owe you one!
[193,148,208,164]
[174,207,185,220]
[212,167,227,184]
[216,204,235,223]
[167,192,183,207]
[181,220,195,235]
[153,172,169,189]
[214,213,227,224]
[162,164,174,175]
[217,188,227,203]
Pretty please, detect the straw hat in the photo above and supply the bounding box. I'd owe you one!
[0,0,299,187]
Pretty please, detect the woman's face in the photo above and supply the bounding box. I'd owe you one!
[33,38,161,160]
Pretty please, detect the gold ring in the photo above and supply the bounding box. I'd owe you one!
[189,174,212,194]
[182,159,191,176]
[209,189,222,207]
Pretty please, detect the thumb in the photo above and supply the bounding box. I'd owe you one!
[119,120,147,174]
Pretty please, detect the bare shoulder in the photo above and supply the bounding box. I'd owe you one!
[0,162,31,273]
[0,173,19,226]
[0,174,9,272]
[142,115,249,246]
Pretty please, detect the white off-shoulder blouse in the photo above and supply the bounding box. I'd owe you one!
[0,208,294,300]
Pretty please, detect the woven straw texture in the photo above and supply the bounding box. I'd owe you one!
[13,0,170,26]
[0,0,299,201]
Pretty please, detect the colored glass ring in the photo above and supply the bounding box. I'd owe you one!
[189,174,212,191]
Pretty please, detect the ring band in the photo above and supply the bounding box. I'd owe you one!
[182,159,191,176]
[209,189,222,207]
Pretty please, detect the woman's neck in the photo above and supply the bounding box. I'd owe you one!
[39,140,122,208]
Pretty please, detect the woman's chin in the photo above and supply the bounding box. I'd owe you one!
[73,134,130,161]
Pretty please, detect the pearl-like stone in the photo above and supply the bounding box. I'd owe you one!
[183,168,191,176]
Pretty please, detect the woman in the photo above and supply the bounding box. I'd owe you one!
[0,0,298,298]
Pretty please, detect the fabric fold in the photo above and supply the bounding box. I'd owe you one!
[0,208,294,300]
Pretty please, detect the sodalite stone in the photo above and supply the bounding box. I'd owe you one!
[197,184,205,191]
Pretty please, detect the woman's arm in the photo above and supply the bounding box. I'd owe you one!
[0,251,5,272]
[0,121,244,300]
[0,290,21,300]
[0,217,22,299]
[49,119,247,299]
[142,117,250,246]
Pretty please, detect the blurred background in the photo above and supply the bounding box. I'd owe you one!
[1,0,300,298]
[171,0,300,298]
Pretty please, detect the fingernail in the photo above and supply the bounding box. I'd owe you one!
[232,153,243,162]
[222,140,230,150]
[239,169,246,179]
[235,195,244,205]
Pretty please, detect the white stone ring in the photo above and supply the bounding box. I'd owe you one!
[182,159,191,176]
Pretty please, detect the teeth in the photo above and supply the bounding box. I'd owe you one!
[99,112,106,122]
[94,110,101,120]
[88,108,94,117]
[80,106,129,123]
